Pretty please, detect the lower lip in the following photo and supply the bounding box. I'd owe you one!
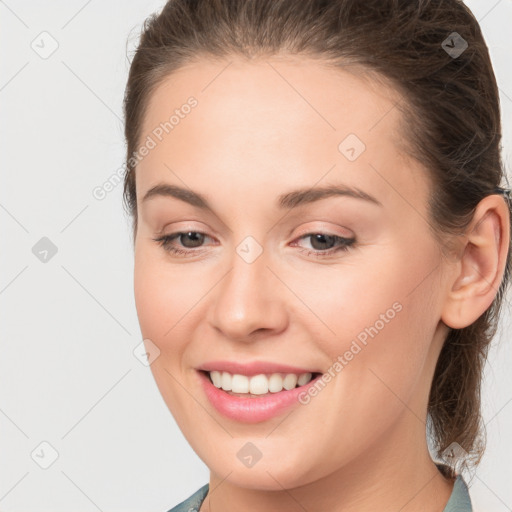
[197,370,322,423]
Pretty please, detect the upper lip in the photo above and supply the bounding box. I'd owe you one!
[197,360,321,376]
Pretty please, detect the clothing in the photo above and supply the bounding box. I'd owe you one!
[167,483,208,512]
[166,473,472,512]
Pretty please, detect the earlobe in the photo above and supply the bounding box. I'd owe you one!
[441,195,510,330]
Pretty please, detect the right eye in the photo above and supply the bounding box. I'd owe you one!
[152,231,214,256]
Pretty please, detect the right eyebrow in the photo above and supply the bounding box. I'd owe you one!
[142,184,210,209]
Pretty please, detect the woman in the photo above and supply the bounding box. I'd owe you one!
[122,0,511,510]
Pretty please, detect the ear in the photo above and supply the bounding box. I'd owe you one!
[441,194,510,329]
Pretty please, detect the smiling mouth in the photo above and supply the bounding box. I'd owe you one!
[200,370,323,397]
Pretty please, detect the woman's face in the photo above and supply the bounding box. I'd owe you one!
[133,56,452,489]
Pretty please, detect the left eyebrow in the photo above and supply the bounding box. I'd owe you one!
[140,183,383,209]
[277,184,383,209]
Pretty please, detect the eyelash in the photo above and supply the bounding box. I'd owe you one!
[152,231,356,258]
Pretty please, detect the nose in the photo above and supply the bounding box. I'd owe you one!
[208,245,288,342]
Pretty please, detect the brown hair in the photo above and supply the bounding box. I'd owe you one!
[122,0,512,473]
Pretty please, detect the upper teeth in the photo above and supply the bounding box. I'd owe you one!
[209,371,314,394]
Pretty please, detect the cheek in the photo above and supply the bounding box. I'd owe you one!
[133,244,207,425]
[299,245,440,420]
[133,244,201,359]
[314,240,440,354]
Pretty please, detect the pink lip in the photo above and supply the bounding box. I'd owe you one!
[196,369,323,423]
[196,360,320,376]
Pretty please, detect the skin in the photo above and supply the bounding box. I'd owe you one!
[132,55,510,512]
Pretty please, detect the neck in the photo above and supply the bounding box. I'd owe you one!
[202,412,454,512]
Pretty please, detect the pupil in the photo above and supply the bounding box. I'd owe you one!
[181,232,204,248]
[311,234,334,250]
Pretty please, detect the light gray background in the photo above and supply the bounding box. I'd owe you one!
[0,1,511,511]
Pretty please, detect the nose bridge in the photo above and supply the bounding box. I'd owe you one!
[209,236,286,340]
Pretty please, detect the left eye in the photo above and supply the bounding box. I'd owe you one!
[152,231,355,257]
[292,233,356,257]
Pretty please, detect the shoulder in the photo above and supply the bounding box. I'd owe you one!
[165,483,209,512]
[442,475,473,512]
[163,475,471,511]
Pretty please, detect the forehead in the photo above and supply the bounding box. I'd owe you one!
[141,55,404,140]
[136,55,426,211]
